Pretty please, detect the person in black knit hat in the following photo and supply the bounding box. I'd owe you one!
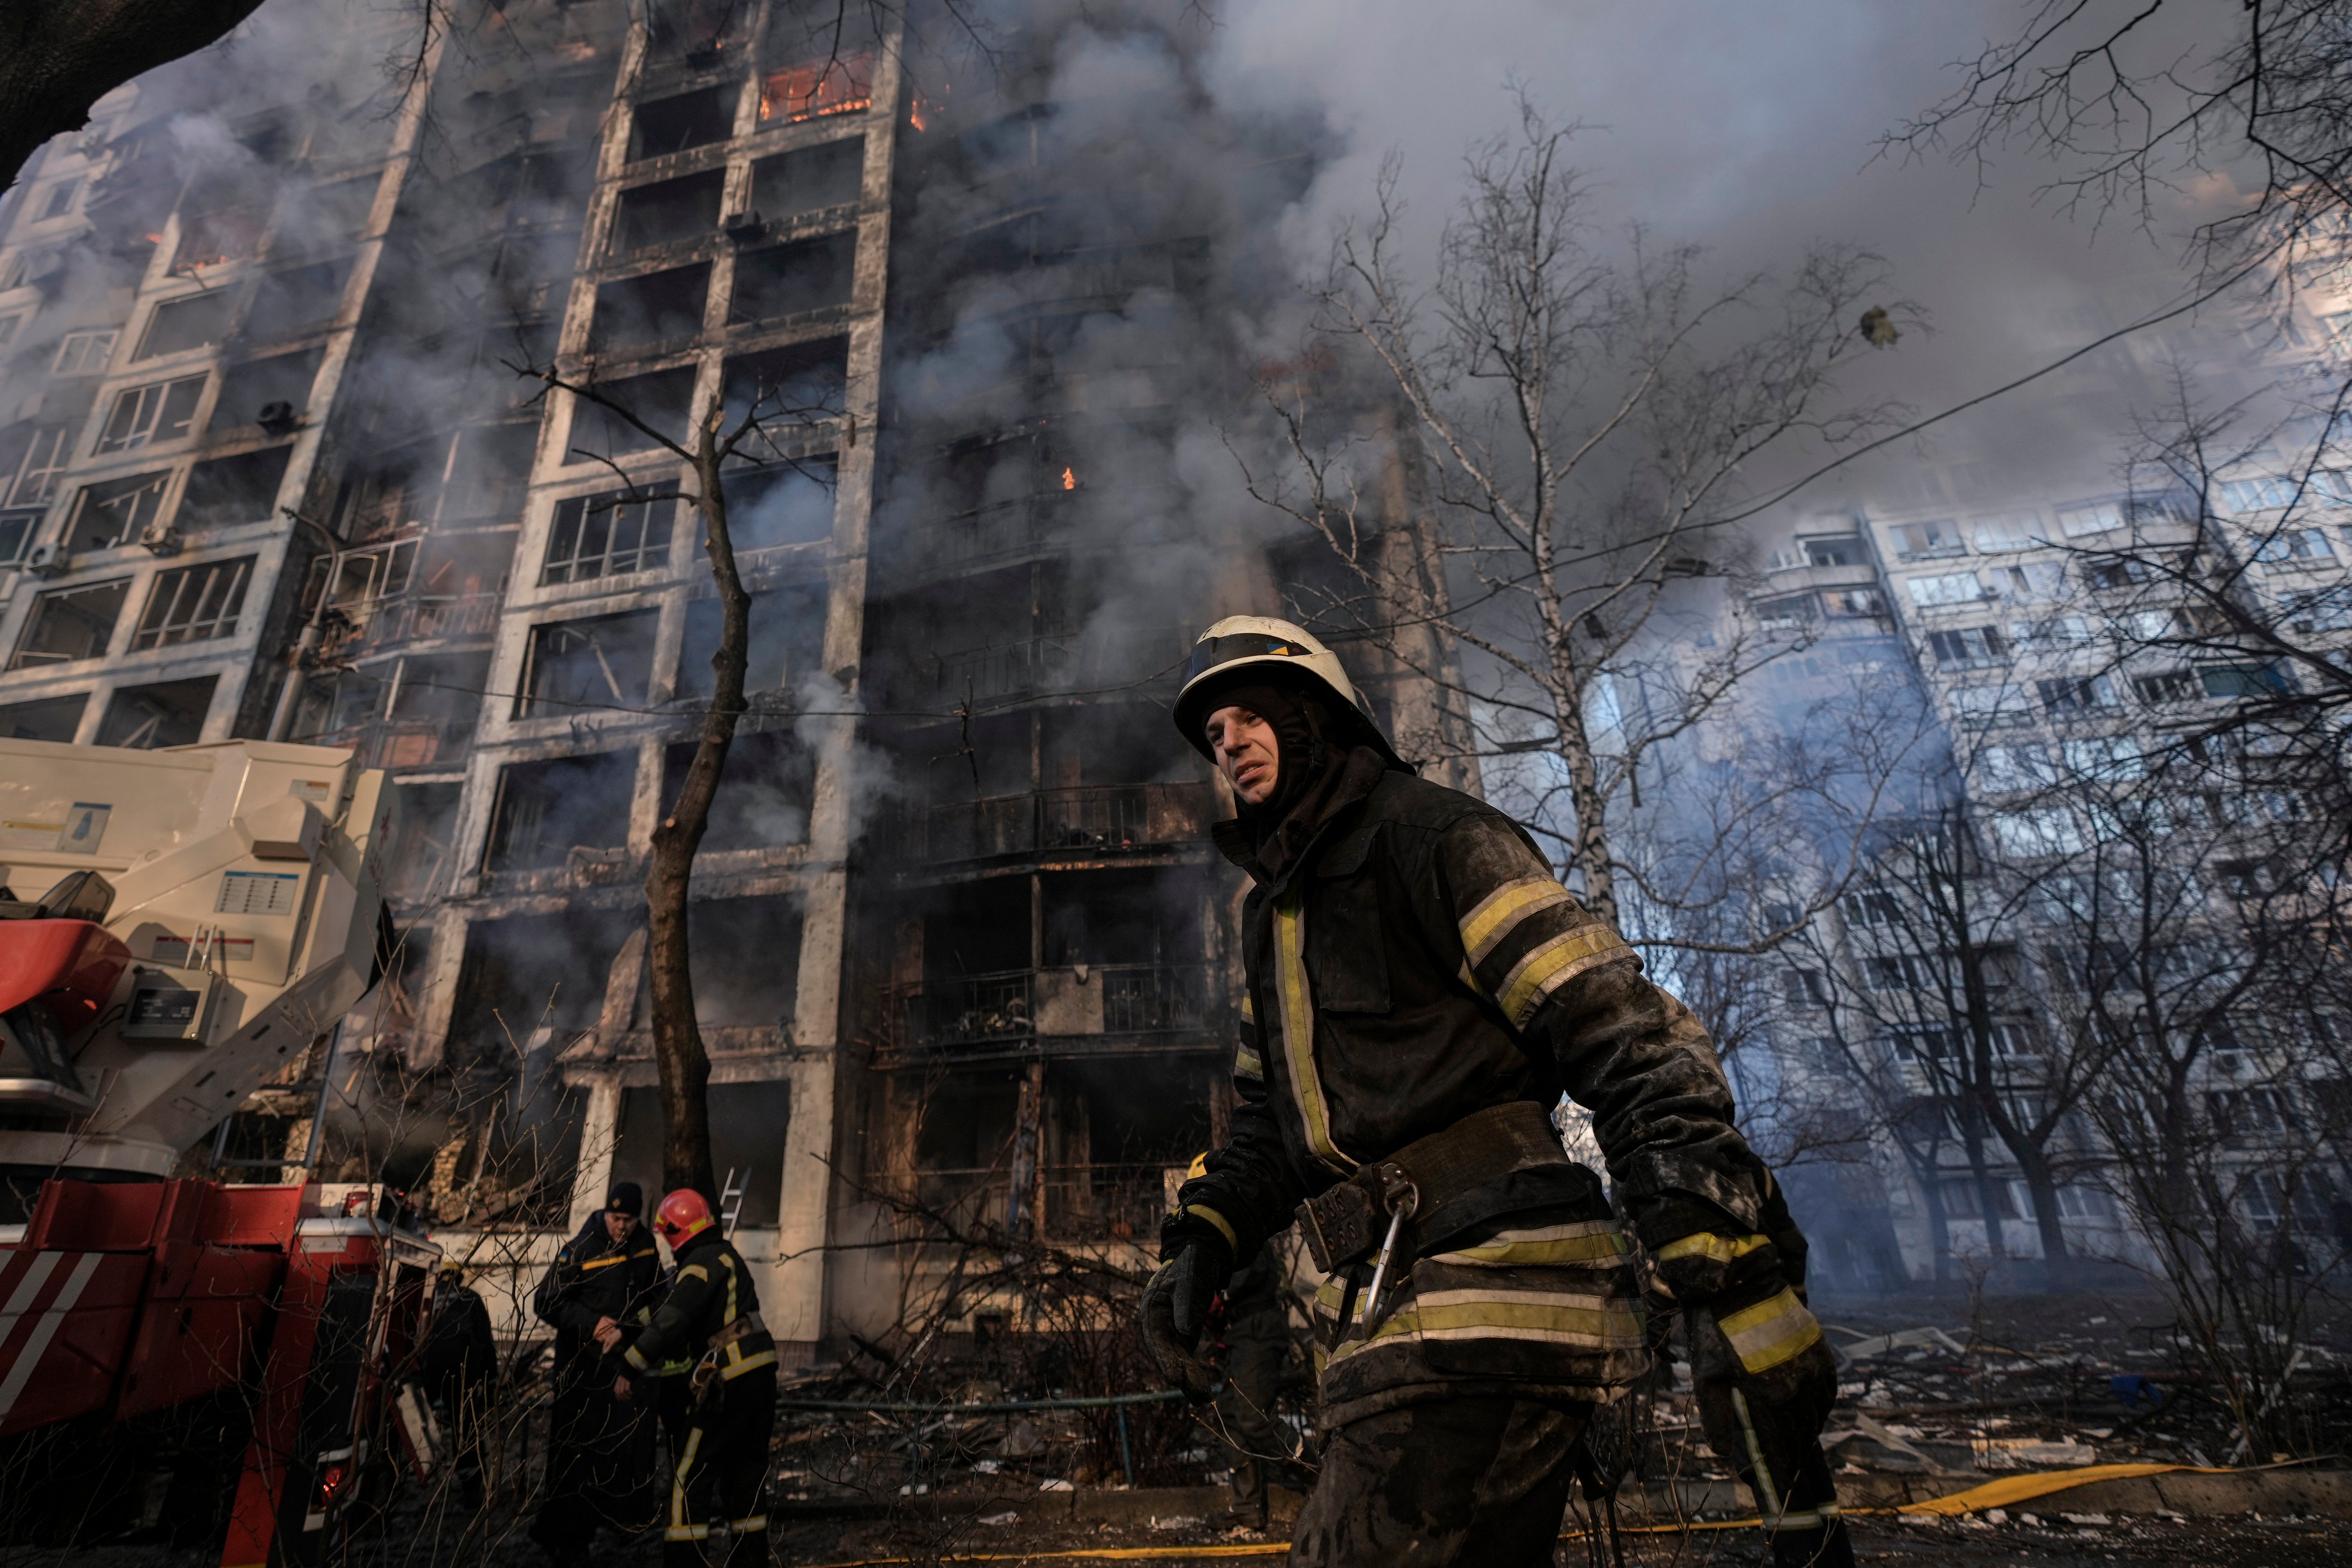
[529,1182,663,1560]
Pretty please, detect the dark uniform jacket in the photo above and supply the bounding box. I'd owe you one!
[623,1230,778,1383]
[424,1280,497,1403]
[534,1220,662,1386]
[1174,763,1779,1427]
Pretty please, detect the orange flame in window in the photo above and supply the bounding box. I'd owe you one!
[1061,467,1076,490]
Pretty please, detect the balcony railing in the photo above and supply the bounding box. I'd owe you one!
[916,625,1190,703]
[337,592,504,653]
[893,962,1215,1053]
[301,715,477,772]
[909,1163,1190,1243]
[901,781,1217,863]
[887,492,1075,576]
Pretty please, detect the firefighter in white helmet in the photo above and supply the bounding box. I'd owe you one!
[1143,616,1850,1568]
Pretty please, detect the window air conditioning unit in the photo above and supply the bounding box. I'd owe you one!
[138,524,182,556]
[25,543,69,578]
[723,208,764,242]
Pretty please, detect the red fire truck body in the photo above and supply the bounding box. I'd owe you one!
[0,740,431,1564]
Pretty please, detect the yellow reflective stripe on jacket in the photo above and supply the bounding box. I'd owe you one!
[1275,888,1355,1172]
[1717,1287,1821,1374]
[1181,1204,1239,1253]
[1655,1231,1773,1266]
[1497,924,1635,1026]
[1459,876,1573,965]
[1324,1287,1646,1368]
[1430,1222,1630,1268]
[1240,992,1254,1021]
[1233,1045,1264,1080]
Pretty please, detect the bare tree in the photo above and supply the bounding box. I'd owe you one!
[523,357,839,1201]
[1240,97,1905,933]
[1887,0,2352,278]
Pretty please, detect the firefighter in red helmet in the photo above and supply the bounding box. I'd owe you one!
[1142,617,1851,1568]
[617,1189,779,1566]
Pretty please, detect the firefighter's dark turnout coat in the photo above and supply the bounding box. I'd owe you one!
[1174,765,1800,1429]
[624,1228,778,1563]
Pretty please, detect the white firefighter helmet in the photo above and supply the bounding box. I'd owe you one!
[1172,615,1398,763]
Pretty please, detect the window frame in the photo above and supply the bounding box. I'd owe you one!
[52,329,120,375]
[94,373,209,454]
[131,556,255,650]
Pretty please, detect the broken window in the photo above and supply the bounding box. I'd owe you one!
[720,338,847,437]
[9,580,130,668]
[379,649,487,773]
[631,87,734,160]
[386,781,462,902]
[276,175,378,256]
[131,556,253,649]
[96,374,208,453]
[488,228,583,314]
[97,675,217,748]
[1041,868,1207,972]
[211,348,321,433]
[484,750,638,871]
[0,511,36,567]
[439,422,539,525]
[66,471,171,550]
[171,174,268,272]
[647,0,749,62]
[178,447,292,530]
[612,170,724,254]
[729,232,856,324]
[0,694,88,742]
[615,1079,789,1227]
[469,323,559,409]
[686,894,805,1024]
[569,366,698,460]
[749,137,864,219]
[448,904,638,1051]
[135,293,235,360]
[517,607,660,718]
[53,329,118,375]
[241,257,352,343]
[660,730,815,850]
[0,425,69,506]
[590,262,710,350]
[543,490,677,583]
[758,52,872,125]
[724,456,836,548]
[678,579,828,699]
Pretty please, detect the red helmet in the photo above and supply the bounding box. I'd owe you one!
[654,1188,715,1246]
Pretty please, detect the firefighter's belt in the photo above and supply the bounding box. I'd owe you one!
[1295,1100,1573,1273]
[707,1311,765,1352]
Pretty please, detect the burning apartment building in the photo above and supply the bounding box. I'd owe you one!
[0,0,1467,1354]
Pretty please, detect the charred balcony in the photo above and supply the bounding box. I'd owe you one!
[885,780,1218,870]
[884,962,1221,1064]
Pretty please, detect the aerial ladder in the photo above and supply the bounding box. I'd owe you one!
[0,736,436,1564]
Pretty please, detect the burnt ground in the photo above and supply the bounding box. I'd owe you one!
[20,1512,2352,1567]
[8,1289,2352,1567]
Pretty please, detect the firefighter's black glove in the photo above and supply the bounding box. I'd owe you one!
[1649,1195,1850,1568]
[1139,1237,1230,1403]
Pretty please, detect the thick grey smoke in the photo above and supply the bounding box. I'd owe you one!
[1200,0,2257,515]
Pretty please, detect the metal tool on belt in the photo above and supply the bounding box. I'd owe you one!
[1356,1164,1419,1341]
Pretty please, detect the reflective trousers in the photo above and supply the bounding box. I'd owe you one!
[1289,1396,1587,1567]
[664,1366,777,1568]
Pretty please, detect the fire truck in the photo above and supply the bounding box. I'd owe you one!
[0,736,438,1563]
